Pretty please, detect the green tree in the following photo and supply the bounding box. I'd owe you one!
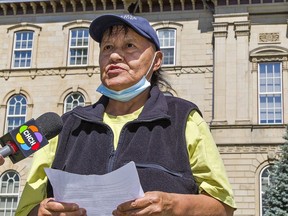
[263,126,288,216]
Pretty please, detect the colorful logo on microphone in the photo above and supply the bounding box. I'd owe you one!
[15,125,43,151]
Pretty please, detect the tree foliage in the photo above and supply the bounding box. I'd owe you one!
[263,126,288,216]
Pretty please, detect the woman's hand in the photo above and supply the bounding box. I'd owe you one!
[112,191,235,216]
[0,155,5,165]
[112,191,173,216]
[32,198,87,216]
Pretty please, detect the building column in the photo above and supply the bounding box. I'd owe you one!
[234,21,251,124]
[212,22,228,125]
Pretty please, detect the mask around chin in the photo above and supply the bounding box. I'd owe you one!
[96,76,151,102]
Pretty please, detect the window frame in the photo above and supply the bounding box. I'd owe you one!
[259,166,271,216]
[157,28,176,66]
[63,92,85,113]
[152,21,183,67]
[5,95,27,133]
[62,20,92,67]
[258,62,283,124]
[12,31,34,69]
[7,23,41,69]
[68,28,89,66]
[250,45,288,125]
[0,170,20,216]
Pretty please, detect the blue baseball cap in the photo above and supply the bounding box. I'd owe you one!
[89,14,160,51]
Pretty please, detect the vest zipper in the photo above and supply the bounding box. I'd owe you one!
[107,122,128,172]
[108,150,116,172]
[107,118,166,173]
[108,120,138,172]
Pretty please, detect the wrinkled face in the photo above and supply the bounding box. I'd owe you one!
[99,26,161,91]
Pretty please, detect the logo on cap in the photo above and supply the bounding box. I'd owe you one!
[121,14,137,20]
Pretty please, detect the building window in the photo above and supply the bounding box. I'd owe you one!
[260,166,271,216]
[157,29,176,66]
[0,171,20,216]
[68,28,89,66]
[258,62,282,124]
[6,95,27,132]
[12,31,34,68]
[64,92,85,113]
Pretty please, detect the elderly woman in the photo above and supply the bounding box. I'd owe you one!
[16,14,236,216]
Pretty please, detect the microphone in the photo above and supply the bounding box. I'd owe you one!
[0,112,63,164]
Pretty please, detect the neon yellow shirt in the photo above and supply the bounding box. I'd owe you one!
[15,109,236,216]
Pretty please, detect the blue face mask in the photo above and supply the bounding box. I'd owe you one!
[97,76,150,102]
[96,53,157,102]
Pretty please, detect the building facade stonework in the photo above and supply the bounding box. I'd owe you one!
[0,0,287,215]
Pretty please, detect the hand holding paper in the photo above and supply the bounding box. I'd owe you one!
[45,161,144,216]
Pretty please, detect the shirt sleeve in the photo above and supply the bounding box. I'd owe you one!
[15,136,58,216]
[186,110,237,209]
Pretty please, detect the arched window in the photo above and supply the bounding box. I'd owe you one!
[260,166,271,216]
[64,92,85,113]
[6,95,27,132]
[0,170,20,216]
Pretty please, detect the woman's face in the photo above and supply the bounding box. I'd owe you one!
[99,26,161,91]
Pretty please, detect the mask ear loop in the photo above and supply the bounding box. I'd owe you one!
[145,52,158,81]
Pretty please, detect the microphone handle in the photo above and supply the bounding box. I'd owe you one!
[0,144,15,158]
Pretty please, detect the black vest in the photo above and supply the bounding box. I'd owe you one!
[47,86,200,197]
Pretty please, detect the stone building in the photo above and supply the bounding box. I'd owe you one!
[0,0,287,215]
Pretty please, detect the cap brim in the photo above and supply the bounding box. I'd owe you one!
[89,15,153,44]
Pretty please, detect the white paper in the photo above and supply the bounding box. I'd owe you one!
[45,161,144,216]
